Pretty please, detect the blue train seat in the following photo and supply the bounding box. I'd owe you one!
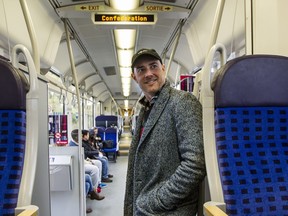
[202,49,288,215]
[0,58,28,215]
[103,127,118,162]
[95,119,106,128]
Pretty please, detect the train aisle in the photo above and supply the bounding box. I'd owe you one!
[86,126,131,215]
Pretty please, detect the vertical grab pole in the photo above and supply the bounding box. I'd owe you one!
[19,0,40,73]
[64,19,85,216]
[207,0,226,53]
[166,22,183,78]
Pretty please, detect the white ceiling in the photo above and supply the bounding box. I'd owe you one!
[47,0,199,110]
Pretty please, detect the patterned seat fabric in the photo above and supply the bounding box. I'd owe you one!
[0,111,26,215]
[211,55,288,216]
[215,107,288,215]
[0,59,28,215]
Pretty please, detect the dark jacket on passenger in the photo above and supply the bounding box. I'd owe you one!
[82,139,99,159]
[124,81,206,216]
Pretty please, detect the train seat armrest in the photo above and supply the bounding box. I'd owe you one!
[15,205,39,216]
[204,201,227,216]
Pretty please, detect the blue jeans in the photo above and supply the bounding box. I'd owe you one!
[97,156,109,178]
[85,174,93,195]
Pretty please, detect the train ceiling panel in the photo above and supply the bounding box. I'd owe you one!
[48,0,199,110]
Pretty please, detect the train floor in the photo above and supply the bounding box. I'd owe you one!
[86,126,131,216]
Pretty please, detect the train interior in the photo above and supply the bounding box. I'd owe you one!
[1,0,288,215]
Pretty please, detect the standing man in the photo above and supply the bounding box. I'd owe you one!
[124,49,206,216]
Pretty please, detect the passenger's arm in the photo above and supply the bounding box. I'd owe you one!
[83,143,99,158]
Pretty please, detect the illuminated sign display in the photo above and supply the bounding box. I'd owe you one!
[145,5,173,11]
[75,5,104,11]
[92,13,156,25]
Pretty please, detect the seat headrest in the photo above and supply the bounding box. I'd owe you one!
[211,55,288,107]
[0,59,29,110]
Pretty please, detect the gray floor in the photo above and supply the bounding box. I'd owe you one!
[86,156,128,216]
[86,128,130,216]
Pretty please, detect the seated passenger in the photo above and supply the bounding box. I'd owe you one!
[82,129,113,183]
[69,129,107,191]
[89,127,103,149]
[88,128,110,186]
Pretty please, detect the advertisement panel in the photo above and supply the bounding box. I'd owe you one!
[49,115,68,146]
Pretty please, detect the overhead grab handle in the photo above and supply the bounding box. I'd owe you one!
[12,44,39,209]
[201,43,227,100]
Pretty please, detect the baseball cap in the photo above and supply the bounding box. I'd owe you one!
[131,48,162,69]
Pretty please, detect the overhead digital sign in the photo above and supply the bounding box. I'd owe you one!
[92,13,156,25]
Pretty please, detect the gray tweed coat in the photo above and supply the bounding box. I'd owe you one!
[124,81,206,216]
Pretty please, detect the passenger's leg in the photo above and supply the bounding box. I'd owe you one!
[101,156,113,178]
[84,163,100,187]
[85,173,105,201]
[91,159,102,181]
[99,157,108,178]
[98,157,113,182]
[85,174,93,214]
[85,178,90,196]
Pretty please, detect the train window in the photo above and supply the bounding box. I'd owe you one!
[85,99,94,129]
[48,90,63,115]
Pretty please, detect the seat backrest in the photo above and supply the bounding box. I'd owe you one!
[104,127,118,150]
[0,58,29,215]
[95,118,106,128]
[95,115,118,128]
[211,55,288,215]
[104,115,118,127]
